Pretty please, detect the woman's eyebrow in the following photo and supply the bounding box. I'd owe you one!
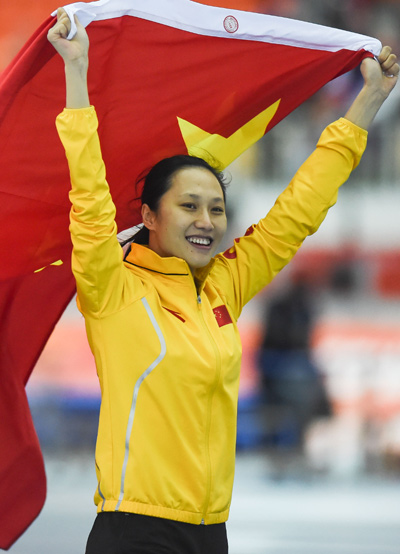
[178,193,224,202]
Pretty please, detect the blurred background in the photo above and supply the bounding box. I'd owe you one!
[2,1,400,553]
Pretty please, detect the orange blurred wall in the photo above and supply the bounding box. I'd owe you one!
[192,0,272,11]
[0,1,60,72]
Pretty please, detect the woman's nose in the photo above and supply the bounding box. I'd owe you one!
[195,209,213,229]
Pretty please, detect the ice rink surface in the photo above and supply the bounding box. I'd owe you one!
[7,451,400,554]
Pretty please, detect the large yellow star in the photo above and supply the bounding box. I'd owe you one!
[177,99,281,169]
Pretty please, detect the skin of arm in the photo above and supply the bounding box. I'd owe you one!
[344,46,399,130]
[47,9,90,109]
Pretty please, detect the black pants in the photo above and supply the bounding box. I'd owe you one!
[85,512,229,554]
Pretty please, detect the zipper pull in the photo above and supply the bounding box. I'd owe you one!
[197,295,202,305]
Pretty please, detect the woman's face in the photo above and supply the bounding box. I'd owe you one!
[142,167,227,273]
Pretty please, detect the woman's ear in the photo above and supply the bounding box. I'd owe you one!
[141,203,156,230]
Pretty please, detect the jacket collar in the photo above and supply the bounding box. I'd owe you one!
[124,243,215,290]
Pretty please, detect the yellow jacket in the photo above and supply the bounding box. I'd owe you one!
[56,107,366,524]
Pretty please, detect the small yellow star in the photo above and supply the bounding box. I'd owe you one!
[34,259,63,273]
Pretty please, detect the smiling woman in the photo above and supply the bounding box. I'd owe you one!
[46,7,398,554]
[126,154,229,264]
[141,165,227,272]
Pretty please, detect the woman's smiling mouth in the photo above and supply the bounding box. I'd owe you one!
[186,236,213,248]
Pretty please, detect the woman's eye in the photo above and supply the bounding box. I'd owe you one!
[182,203,196,209]
[212,207,225,214]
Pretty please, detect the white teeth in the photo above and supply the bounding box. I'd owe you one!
[187,237,211,246]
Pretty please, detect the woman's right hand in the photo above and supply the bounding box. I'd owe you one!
[47,8,89,67]
[48,8,90,108]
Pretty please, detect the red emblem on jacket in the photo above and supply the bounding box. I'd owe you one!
[223,226,255,259]
[213,305,232,327]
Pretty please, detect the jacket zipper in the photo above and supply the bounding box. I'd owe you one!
[196,292,222,525]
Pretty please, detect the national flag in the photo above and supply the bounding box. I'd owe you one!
[0,0,381,548]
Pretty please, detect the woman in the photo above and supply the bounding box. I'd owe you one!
[48,8,398,554]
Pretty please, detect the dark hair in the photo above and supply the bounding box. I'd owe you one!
[132,155,228,245]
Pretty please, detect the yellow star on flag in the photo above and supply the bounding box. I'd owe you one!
[177,99,281,169]
[34,259,63,273]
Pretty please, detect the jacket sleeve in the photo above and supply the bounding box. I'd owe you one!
[56,106,141,316]
[209,117,368,320]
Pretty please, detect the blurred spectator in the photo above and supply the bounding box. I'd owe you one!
[240,0,400,185]
[257,275,332,471]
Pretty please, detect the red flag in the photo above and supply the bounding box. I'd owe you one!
[0,0,381,548]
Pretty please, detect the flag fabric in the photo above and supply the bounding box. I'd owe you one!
[0,0,381,548]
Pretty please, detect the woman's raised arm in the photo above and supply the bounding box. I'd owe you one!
[344,45,398,130]
[47,8,90,109]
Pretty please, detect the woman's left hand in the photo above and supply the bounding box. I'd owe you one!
[344,45,398,130]
[361,46,399,99]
